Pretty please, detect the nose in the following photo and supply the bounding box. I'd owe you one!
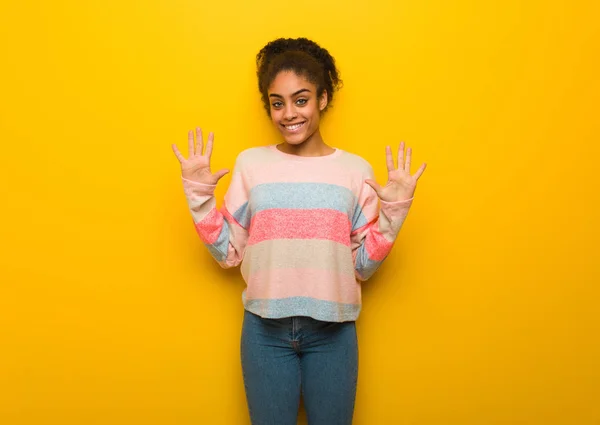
[283,104,297,121]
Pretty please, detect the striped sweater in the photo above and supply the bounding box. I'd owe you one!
[181,144,414,322]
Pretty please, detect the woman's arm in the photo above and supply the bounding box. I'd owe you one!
[173,127,249,268]
[351,142,426,281]
[350,182,413,281]
[181,169,249,268]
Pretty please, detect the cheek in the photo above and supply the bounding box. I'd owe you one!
[309,101,322,117]
[269,109,280,123]
[308,107,321,124]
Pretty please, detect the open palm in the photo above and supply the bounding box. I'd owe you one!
[172,127,229,185]
[365,142,427,202]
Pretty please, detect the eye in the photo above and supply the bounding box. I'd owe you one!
[271,101,283,108]
[296,98,307,105]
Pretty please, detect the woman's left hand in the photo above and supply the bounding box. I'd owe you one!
[365,142,427,202]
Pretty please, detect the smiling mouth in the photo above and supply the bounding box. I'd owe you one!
[282,122,306,132]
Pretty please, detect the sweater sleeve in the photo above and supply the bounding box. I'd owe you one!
[181,158,250,268]
[350,166,414,281]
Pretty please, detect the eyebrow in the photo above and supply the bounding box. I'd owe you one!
[269,88,311,98]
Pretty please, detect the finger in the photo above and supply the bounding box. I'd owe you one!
[405,147,412,173]
[397,141,405,170]
[188,130,194,157]
[365,179,382,196]
[196,127,204,156]
[386,146,394,172]
[414,163,427,180]
[213,168,230,181]
[172,144,186,163]
[205,132,215,158]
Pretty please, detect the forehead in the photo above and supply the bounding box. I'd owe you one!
[268,71,315,94]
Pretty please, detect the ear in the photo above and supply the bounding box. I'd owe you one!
[319,90,328,111]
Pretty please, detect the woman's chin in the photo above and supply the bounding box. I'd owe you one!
[282,134,306,145]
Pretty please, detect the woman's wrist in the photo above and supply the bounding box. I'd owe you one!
[181,176,217,187]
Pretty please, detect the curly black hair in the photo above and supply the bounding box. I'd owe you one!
[256,37,342,116]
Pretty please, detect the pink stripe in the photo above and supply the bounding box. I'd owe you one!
[248,209,351,246]
[221,205,243,229]
[194,207,223,244]
[245,268,360,304]
[365,222,393,261]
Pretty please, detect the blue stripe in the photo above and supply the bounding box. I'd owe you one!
[351,203,368,232]
[232,202,251,229]
[242,294,360,322]
[205,220,230,262]
[249,182,356,215]
[354,244,384,280]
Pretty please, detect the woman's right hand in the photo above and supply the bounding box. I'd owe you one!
[172,127,230,185]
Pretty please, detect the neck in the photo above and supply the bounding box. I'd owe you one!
[278,129,335,157]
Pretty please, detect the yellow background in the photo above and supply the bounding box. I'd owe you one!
[1,0,599,424]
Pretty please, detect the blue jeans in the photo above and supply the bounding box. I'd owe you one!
[240,309,359,425]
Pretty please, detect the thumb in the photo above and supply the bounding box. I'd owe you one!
[213,168,230,182]
[364,179,382,196]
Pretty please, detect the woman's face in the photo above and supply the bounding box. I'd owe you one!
[267,71,328,145]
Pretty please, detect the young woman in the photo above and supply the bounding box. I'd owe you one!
[172,37,426,425]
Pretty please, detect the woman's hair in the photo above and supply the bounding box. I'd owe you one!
[256,37,342,116]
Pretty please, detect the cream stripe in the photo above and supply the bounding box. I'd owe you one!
[240,239,355,281]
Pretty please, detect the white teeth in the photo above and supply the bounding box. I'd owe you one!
[285,122,304,130]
